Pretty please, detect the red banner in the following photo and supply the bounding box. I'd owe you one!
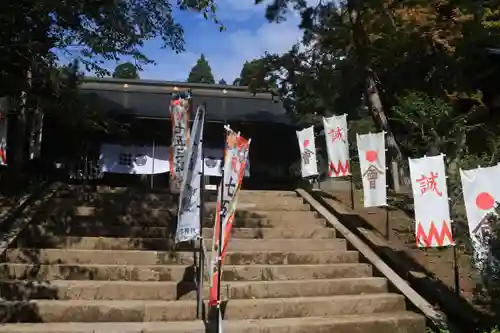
[209,132,250,306]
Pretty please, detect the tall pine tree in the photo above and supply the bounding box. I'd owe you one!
[187,54,215,84]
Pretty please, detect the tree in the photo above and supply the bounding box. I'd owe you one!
[0,0,222,179]
[187,54,215,84]
[233,60,260,86]
[255,0,500,181]
[218,79,227,85]
[232,58,279,94]
[113,62,140,79]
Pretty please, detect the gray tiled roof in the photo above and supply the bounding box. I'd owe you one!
[79,78,292,124]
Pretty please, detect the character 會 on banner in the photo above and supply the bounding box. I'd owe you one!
[363,165,384,189]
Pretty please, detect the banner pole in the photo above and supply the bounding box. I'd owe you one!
[453,245,461,297]
[445,153,460,297]
[350,175,355,210]
[452,223,461,297]
[385,206,390,239]
[197,106,206,320]
[215,122,227,331]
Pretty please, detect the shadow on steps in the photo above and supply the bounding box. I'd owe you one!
[312,190,494,332]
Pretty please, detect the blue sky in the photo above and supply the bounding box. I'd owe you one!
[61,0,311,83]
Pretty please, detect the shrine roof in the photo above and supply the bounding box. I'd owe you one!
[79,77,293,125]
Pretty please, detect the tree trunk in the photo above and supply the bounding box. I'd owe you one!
[6,69,31,191]
[347,0,406,187]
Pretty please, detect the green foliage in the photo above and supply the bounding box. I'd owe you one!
[0,0,224,175]
[41,61,126,159]
[113,63,140,79]
[233,59,275,89]
[253,0,500,148]
[390,91,475,157]
[218,79,227,85]
[0,0,223,80]
[187,54,215,84]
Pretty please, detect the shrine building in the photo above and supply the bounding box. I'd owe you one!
[57,77,301,189]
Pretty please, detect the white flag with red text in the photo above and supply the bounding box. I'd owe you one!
[460,165,500,265]
[357,132,386,207]
[323,114,350,177]
[296,126,318,178]
[409,155,454,248]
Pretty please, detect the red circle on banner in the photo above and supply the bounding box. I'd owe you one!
[365,150,378,163]
[304,139,309,147]
[476,192,495,210]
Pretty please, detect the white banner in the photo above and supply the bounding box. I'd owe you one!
[99,144,170,174]
[176,106,205,243]
[409,155,454,247]
[0,111,7,166]
[357,132,386,207]
[203,148,250,177]
[460,165,500,265]
[296,126,318,178]
[170,98,190,194]
[204,148,223,177]
[323,114,350,177]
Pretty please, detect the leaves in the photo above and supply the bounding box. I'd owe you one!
[187,54,215,84]
[0,0,223,175]
[113,62,140,79]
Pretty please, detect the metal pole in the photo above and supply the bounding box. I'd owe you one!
[151,139,155,189]
[215,123,228,331]
[197,107,206,320]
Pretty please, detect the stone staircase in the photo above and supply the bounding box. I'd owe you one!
[0,187,425,332]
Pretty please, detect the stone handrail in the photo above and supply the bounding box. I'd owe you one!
[296,188,459,333]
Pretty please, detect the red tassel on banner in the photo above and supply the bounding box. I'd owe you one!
[416,221,454,247]
[329,160,350,177]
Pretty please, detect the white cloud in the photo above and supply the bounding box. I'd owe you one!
[66,0,323,83]
[144,51,201,81]
[213,0,270,22]
[210,20,302,81]
[138,0,306,82]
[141,19,302,82]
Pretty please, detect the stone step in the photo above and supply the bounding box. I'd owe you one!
[238,190,299,197]
[46,200,311,213]
[0,277,388,301]
[22,225,335,239]
[36,210,325,228]
[0,312,427,333]
[45,198,174,212]
[5,249,359,265]
[57,187,298,198]
[15,237,346,252]
[0,293,406,322]
[55,190,174,201]
[0,263,372,281]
